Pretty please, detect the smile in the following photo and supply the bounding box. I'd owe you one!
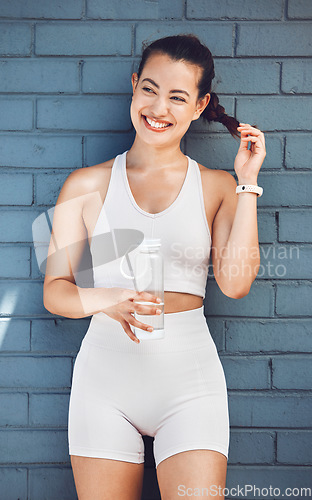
[143,115,173,131]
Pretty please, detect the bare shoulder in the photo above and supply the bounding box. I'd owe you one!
[197,162,237,205]
[57,158,115,208]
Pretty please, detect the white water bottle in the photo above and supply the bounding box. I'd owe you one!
[133,238,165,340]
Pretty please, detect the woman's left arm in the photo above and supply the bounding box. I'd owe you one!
[211,123,266,299]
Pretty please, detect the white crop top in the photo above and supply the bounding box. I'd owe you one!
[90,150,212,299]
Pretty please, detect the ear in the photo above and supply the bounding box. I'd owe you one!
[131,73,139,95]
[192,93,211,121]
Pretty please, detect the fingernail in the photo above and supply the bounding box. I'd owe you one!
[156,298,161,303]
[148,327,153,332]
[156,309,161,314]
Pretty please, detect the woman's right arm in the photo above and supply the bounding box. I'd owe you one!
[43,168,162,342]
[43,167,106,319]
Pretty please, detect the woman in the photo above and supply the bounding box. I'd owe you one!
[43,34,266,499]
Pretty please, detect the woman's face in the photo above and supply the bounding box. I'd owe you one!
[130,53,210,147]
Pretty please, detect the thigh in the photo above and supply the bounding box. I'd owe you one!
[71,455,144,500]
[153,345,230,469]
[156,449,227,500]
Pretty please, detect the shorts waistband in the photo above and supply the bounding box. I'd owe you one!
[83,305,216,354]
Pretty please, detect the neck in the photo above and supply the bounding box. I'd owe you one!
[126,136,187,171]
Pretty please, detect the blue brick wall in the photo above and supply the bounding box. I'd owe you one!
[0,1,311,499]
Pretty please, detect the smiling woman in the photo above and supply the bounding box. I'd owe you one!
[43,33,266,500]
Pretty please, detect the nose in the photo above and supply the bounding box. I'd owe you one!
[149,95,170,119]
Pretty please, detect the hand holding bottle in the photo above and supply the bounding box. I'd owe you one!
[102,287,162,344]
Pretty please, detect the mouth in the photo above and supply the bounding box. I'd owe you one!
[142,115,173,132]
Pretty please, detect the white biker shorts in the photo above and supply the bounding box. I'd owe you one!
[68,305,230,468]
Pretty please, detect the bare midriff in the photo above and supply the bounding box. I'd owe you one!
[163,291,203,313]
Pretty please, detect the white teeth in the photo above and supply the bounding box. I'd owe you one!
[145,116,170,128]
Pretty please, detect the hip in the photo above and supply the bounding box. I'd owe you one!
[82,305,217,355]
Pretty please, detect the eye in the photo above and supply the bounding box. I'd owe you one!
[142,87,186,103]
[171,96,186,102]
[142,87,154,93]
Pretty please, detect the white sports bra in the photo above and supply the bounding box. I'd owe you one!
[90,150,212,299]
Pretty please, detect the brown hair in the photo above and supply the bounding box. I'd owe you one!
[136,33,240,139]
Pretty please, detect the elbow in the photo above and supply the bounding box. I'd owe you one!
[43,288,54,314]
[220,284,251,299]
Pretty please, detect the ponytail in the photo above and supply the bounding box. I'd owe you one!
[201,92,240,139]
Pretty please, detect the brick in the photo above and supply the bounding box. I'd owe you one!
[82,59,133,93]
[0,23,31,56]
[159,0,184,19]
[0,319,30,351]
[0,98,33,131]
[37,96,132,131]
[36,23,132,56]
[0,0,83,19]
[258,244,311,280]
[222,357,269,389]
[84,132,135,166]
[0,59,79,93]
[237,22,312,56]
[277,431,312,464]
[226,319,312,353]
[205,317,224,351]
[187,0,283,20]
[229,393,312,427]
[29,468,77,500]
[0,393,28,425]
[0,246,30,278]
[282,60,312,94]
[0,468,27,500]
[0,281,46,316]
[0,430,68,463]
[31,318,89,352]
[276,283,312,316]
[135,23,234,57]
[0,210,42,242]
[279,209,312,243]
[226,466,312,495]
[36,172,71,205]
[29,393,70,426]
[286,134,312,169]
[288,0,312,19]
[87,0,158,19]
[258,211,277,243]
[272,356,312,389]
[0,135,82,168]
[214,59,280,94]
[185,134,283,170]
[29,251,41,281]
[260,173,312,207]
[205,281,274,317]
[0,173,32,205]
[229,431,275,464]
[0,356,72,388]
[236,97,312,132]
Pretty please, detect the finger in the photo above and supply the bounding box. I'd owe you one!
[135,291,162,304]
[127,313,154,333]
[238,126,264,137]
[238,128,265,148]
[241,136,266,154]
[132,302,162,316]
[120,319,140,343]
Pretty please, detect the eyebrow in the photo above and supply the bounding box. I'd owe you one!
[141,78,190,98]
